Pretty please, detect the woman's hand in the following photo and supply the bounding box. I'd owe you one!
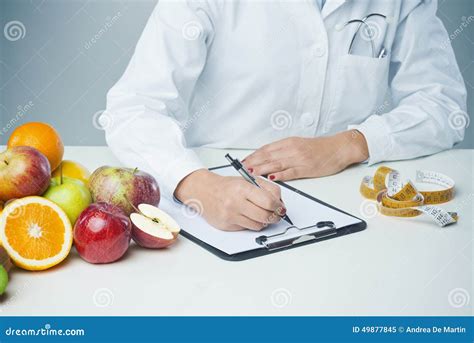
[174,169,286,231]
[243,130,369,181]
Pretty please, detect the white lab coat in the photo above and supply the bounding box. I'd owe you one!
[104,0,467,198]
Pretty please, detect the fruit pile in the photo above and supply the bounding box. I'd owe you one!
[0,122,180,294]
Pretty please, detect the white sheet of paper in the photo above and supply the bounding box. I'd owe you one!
[160,166,362,255]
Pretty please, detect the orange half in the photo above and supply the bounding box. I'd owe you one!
[0,197,72,271]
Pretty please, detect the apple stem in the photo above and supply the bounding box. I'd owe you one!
[132,167,138,175]
[125,197,141,214]
[3,160,8,166]
[60,163,63,185]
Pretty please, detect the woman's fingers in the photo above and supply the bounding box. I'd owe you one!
[257,178,286,217]
[250,160,284,176]
[234,215,268,231]
[243,141,285,167]
[267,168,300,181]
[244,183,283,213]
[217,223,246,232]
[243,150,272,169]
[244,146,297,175]
[256,177,282,198]
[240,200,281,225]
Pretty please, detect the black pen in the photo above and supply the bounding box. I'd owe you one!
[225,153,293,225]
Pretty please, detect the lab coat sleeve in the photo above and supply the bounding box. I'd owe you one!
[104,1,213,198]
[350,0,467,165]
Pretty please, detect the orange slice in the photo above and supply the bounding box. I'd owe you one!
[0,196,72,271]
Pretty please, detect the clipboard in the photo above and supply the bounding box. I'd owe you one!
[167,165,367,261]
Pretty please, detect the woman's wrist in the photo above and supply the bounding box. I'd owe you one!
[336,130,369,166]
[174,168,220,203]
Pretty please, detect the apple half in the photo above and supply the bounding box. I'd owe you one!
[130,204,180,249]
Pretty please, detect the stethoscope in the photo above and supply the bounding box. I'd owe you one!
[343,13,388,58]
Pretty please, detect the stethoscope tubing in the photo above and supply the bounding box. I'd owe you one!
[344,13,387,58]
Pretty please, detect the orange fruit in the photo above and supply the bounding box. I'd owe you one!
[0,196,73,271]
[8,122,64,171]
[52,160,91,185]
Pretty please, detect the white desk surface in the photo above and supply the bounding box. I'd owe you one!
[1,147,472,316]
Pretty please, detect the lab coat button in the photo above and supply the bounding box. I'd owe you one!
[301,112,314,127]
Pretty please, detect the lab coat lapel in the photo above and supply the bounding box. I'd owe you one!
[321,0,347,19]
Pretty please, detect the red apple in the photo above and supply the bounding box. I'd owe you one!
[74,202,131,264]
[89,166,160,216]
[0,146,51,201]
[130,204,180,248]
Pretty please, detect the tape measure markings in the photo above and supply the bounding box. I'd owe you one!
[360,166,457,227]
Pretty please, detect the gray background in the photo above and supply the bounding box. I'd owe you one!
[1,0,473,147]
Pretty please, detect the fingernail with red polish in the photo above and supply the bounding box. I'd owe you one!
[269,175,275,180]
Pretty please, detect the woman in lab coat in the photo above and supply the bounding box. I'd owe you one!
[104,0,467,231]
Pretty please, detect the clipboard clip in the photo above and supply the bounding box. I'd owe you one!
[255,221,337,251]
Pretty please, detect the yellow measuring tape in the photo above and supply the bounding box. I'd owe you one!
[360,166,458,227]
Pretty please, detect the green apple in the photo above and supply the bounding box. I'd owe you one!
[0,265,8,295]
[43,176,92,224]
